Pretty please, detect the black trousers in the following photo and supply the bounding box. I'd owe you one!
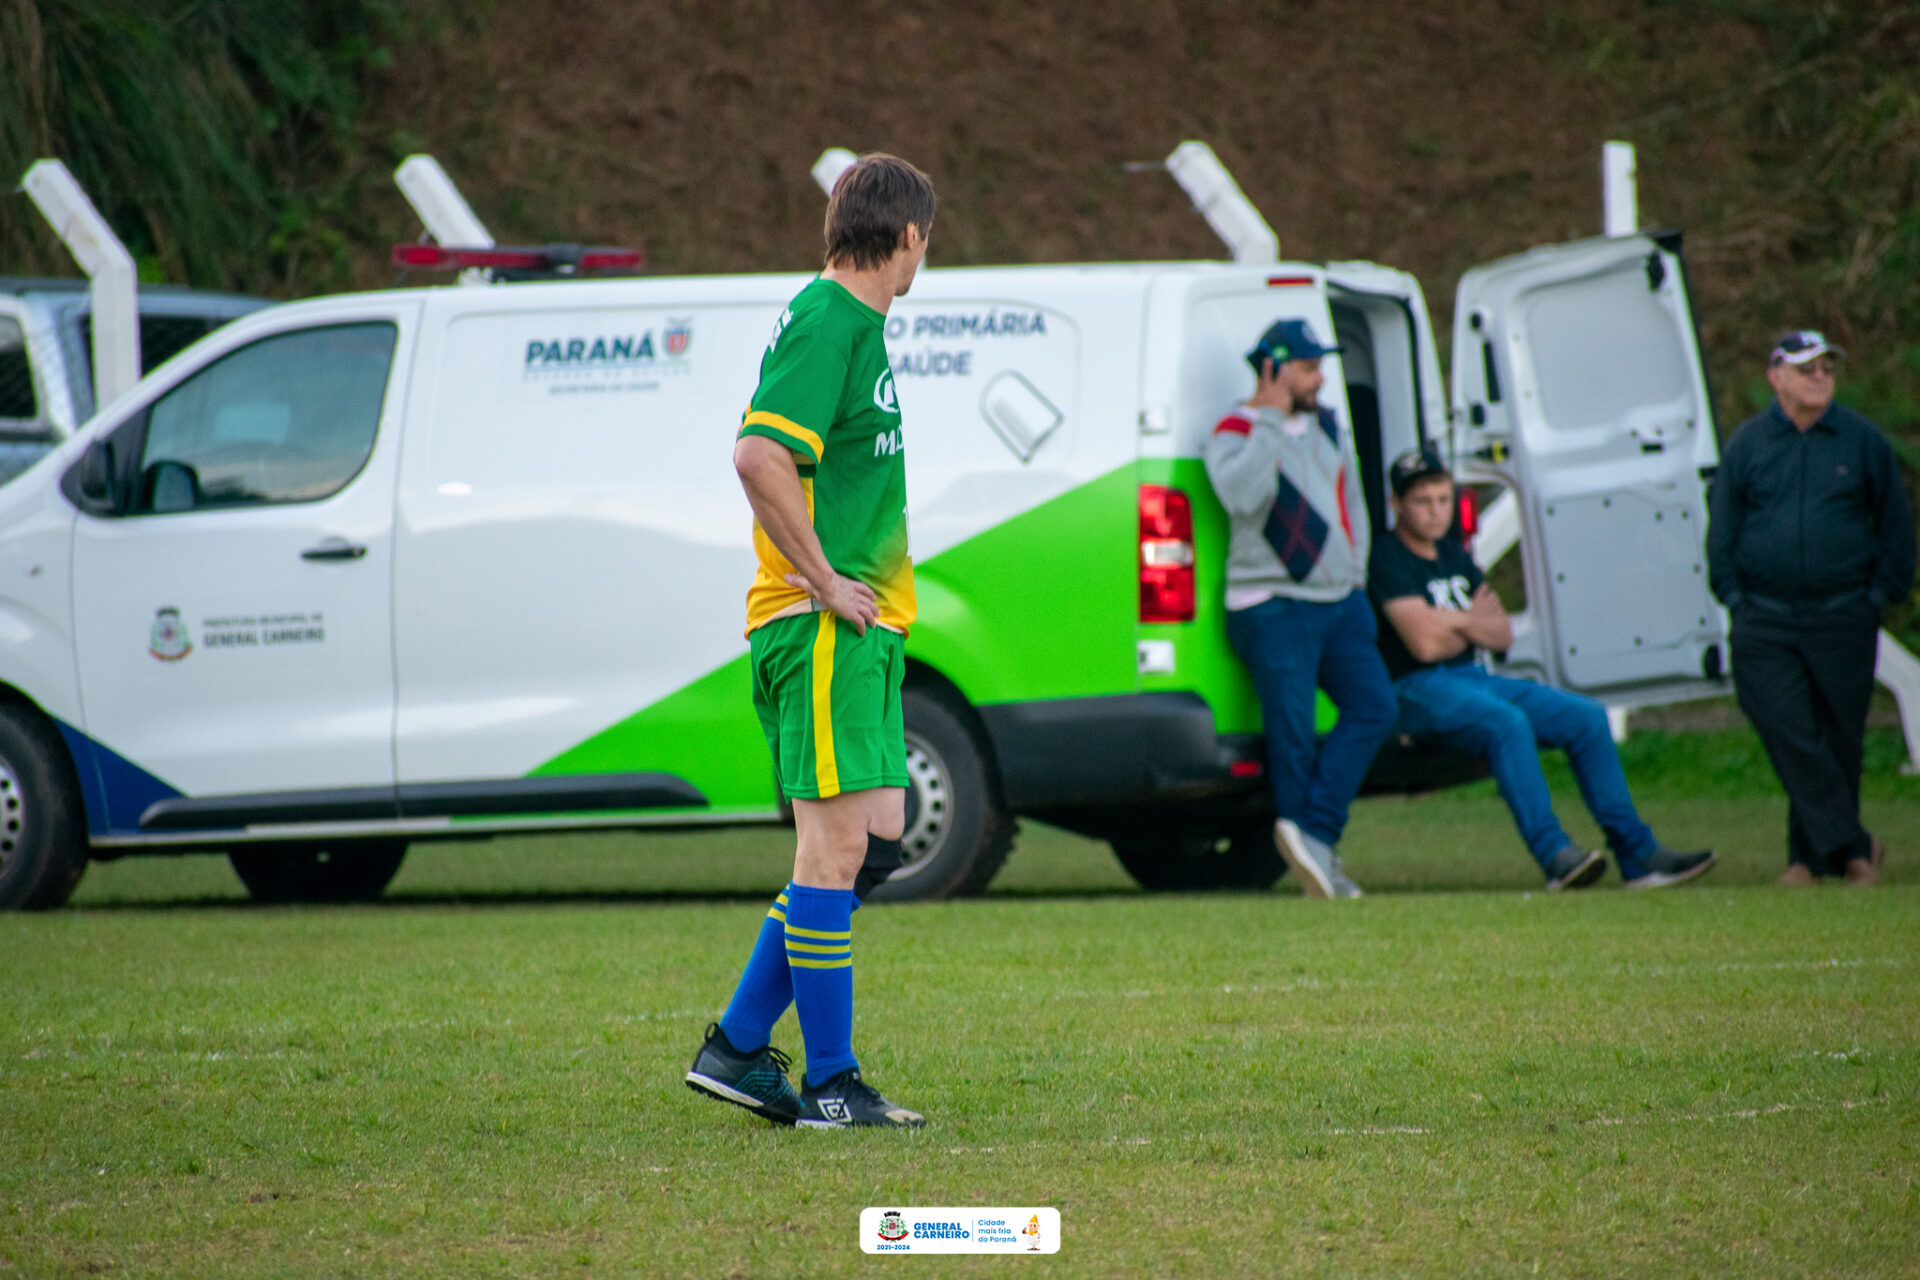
[1731,608,1878,874]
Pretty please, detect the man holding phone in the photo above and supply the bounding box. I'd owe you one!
[1203,318,1396,898]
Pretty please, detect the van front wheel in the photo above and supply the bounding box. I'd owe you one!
[0,705,88,910]
[229,840,409,904]
[863,687,1012,903]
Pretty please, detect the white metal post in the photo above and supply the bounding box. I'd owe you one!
[1164,141,1279,264]
[21,159,141,410]
[394,155,495,248]
[812,148,858,197]
[1603,141,1637,237]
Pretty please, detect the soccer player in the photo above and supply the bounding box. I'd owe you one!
[685,154,934,1129]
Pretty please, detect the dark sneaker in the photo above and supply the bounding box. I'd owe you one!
[796,1067,925,1129]
[685,1023,801,1125]
[1544,845,1605,892]
[1623,847,1716,891]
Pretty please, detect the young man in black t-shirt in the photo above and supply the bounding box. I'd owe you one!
[1369,449,1715,890]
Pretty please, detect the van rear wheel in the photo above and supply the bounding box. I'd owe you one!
[0,704,88,910]
[228,839,408,904]
[1110,819,1283,892]
[863,687,1013,903]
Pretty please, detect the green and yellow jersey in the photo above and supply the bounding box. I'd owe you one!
[738,278,916,635]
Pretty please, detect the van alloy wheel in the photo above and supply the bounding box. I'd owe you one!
[897,733,952,877]
[0,705,88,911]
[861,687,1013,903]
[0,757,28,876]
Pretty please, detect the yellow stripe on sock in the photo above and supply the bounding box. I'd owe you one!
[811,612,840,797]
[784,924,852,940]
[788,956,854,969]
[767,907,786,923]
[784,939,853,954]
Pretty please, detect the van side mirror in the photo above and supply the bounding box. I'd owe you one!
[76,439,123,513]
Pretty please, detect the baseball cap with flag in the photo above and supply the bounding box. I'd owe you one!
[1770,329,1845,366]
[1246,318,1342,375]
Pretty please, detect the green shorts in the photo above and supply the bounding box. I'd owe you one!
[749,611,907,801]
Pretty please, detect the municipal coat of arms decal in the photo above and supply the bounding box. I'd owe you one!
[149,607,192,661]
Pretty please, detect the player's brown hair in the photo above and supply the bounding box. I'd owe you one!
[824,154,936,271]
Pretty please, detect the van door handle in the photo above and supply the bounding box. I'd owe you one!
[301,538,366,562]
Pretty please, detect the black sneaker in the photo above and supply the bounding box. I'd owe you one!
[1544,845,1606,892]
[796,1067,925,1129]
[685,1023,801,1125]
[1623,847,1716,891]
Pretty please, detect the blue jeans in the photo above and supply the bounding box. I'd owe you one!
[1392,665,1656,877]
[1225,591,1396,846]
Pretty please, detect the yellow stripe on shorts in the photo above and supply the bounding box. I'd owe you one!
[811,612,840,797]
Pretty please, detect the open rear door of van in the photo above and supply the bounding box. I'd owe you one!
[1449,230,1730,708]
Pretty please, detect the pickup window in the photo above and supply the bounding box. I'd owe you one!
[0,318,37,421]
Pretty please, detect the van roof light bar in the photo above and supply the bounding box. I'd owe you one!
[391,244,643,277]
[1160,141,1280,265]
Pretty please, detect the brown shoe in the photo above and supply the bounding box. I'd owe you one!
[1843,857,1879,887]
[1778,864,1818,887]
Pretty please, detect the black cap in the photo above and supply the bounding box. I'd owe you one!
[1389,447,1451,496]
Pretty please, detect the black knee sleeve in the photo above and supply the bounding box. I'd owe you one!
[853,834,905,903]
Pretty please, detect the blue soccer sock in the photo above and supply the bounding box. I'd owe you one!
[784,882,859,1086]
[717,885,794,1052]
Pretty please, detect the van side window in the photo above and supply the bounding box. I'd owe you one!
[0,318,36,421]
[133,323,396,514]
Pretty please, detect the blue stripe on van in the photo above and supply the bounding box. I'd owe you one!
[55,721,182,838]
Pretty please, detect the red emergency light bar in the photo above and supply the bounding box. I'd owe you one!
[1266,275,1315,287]
[390,243,644,272]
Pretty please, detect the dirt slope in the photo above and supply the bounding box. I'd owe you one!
[358,0,1906,428]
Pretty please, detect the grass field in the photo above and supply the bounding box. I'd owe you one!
[7,729,1920,1277]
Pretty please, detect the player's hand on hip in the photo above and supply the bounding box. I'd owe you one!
[785,571,877,635]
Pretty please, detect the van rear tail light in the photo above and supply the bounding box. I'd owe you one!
[1456,485,1478,550]
[1139,484,1196,624]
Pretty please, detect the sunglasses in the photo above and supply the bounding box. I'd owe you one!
[1789,358,1837,377]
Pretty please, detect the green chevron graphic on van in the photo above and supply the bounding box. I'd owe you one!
[532,463,1143,811]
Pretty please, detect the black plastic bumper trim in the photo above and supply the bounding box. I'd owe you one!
[976,691,1252,810]
[137,772,707,831]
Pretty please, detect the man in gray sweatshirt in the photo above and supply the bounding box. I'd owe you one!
[1203,318,1396,898]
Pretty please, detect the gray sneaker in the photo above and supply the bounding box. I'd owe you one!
[1327,850,1364,899]
[1276,819,1355,899]
[1623,847,1716,890]
[1543,845,1606,892]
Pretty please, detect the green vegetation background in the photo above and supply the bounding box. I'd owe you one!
[2,0,1917,635]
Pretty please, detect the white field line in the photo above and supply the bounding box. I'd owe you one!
[1008,956,1908,1004]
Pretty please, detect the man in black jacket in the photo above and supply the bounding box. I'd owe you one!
[1707,331,1916,886]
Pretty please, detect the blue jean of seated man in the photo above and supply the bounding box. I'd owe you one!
[1391,664,1656,881]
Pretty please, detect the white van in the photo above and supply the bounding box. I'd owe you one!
[0,229,1727,908]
